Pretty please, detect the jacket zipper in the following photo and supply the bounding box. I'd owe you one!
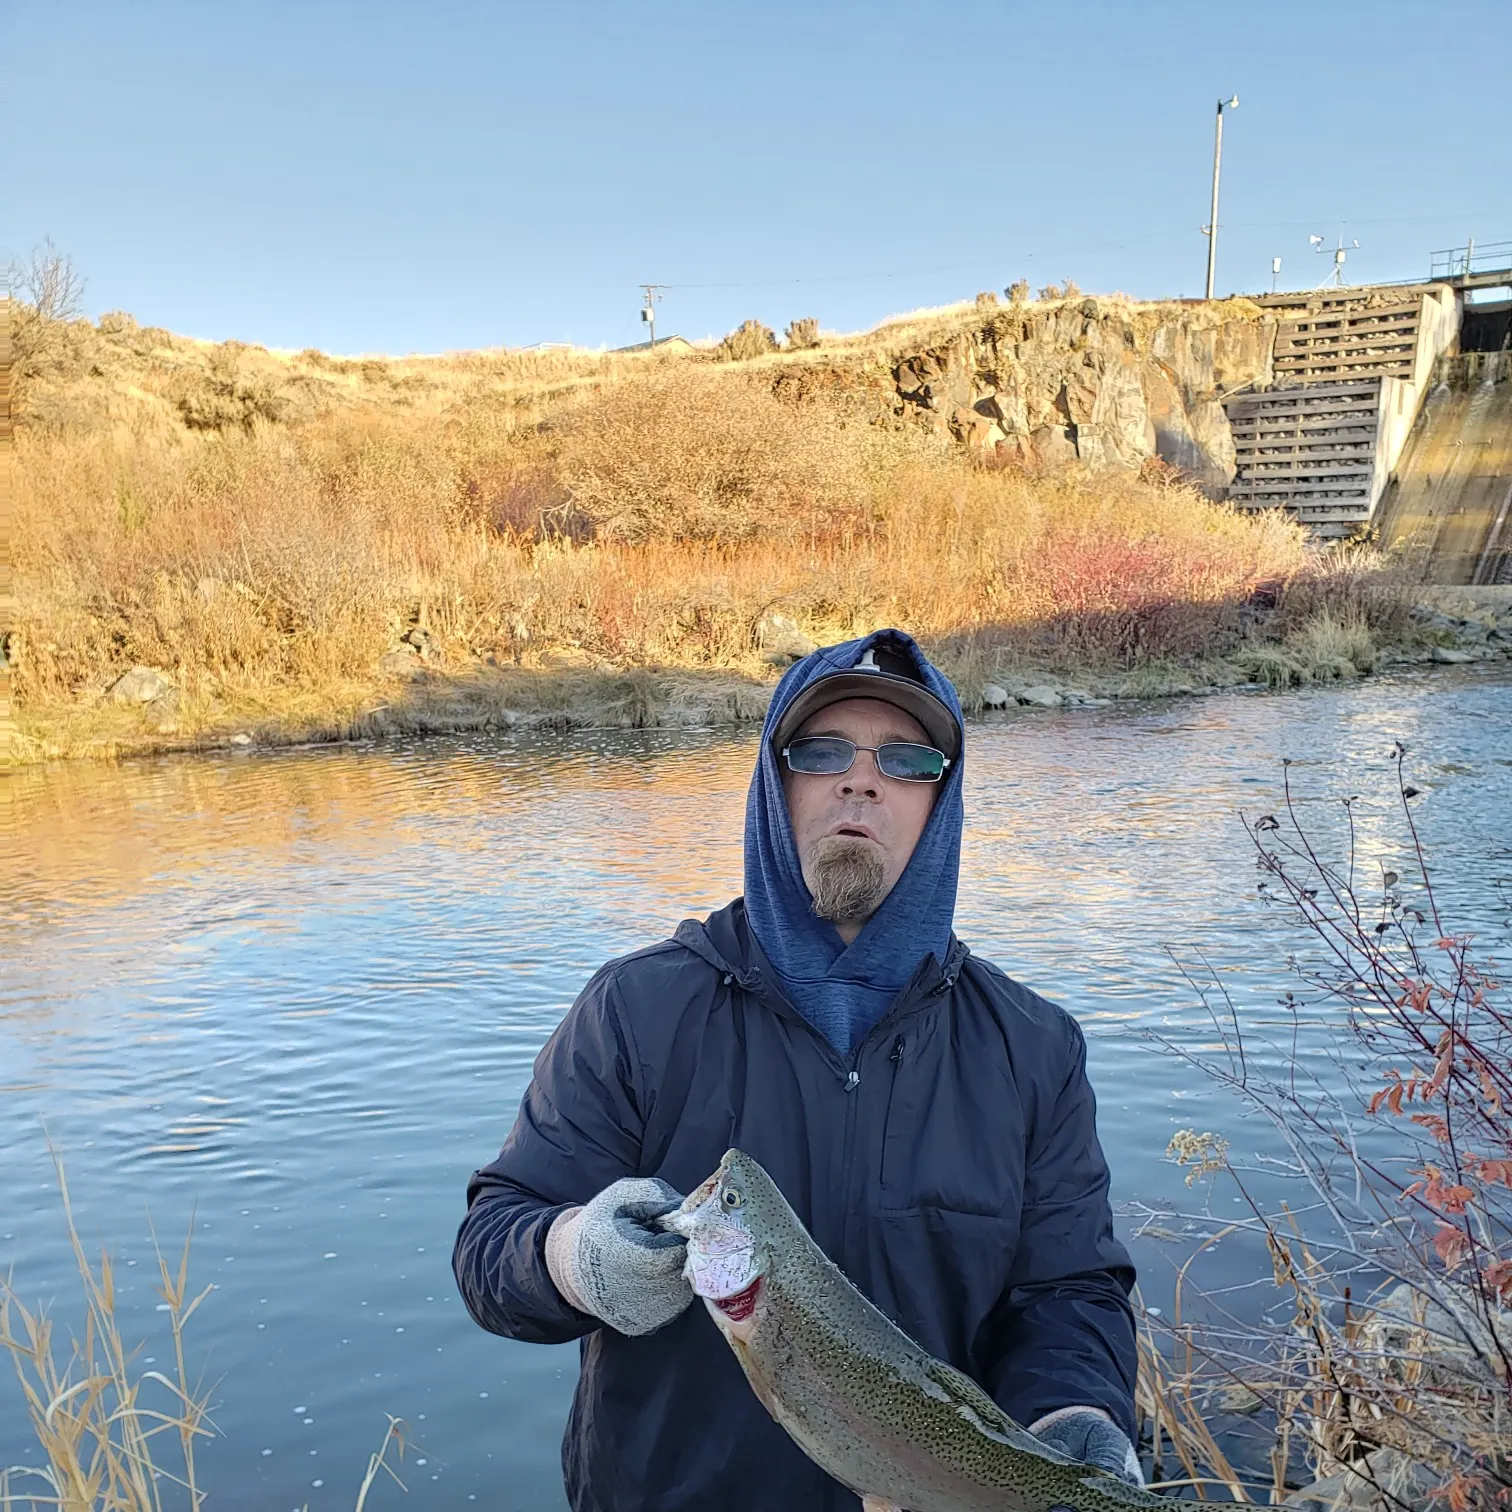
[727,956,962,1273]
[835,969,959,1270]
[878,1035,907,1194]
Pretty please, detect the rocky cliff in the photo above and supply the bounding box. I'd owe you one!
[883,297,1278,491]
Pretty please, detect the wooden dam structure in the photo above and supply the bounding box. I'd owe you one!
[1223,244,1512,583]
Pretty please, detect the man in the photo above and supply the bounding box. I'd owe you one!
[454,628,1139,1511]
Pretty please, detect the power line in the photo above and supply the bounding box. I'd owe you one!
[648,210,1504,294]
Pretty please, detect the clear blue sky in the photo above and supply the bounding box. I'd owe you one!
[7,0,1509,354]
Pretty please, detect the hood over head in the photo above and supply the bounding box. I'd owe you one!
[743,629,965,1054]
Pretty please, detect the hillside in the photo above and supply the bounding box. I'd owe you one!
[9,290,1474,762]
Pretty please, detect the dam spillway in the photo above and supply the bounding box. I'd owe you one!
[1372,350,1512,586]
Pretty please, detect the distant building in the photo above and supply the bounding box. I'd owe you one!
[611,334,695,354]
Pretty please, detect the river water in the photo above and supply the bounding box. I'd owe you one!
[3,665,1510,1510]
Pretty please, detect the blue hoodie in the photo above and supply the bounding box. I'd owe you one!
[743,629,965,1054]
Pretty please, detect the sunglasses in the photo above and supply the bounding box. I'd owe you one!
[781,736,950,783]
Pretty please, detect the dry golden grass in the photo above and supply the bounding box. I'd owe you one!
[8,296,1401,761]
[0,1153,410,1512]
[11,365,1312,750]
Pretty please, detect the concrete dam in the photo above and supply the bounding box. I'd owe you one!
[883,244,1511,584]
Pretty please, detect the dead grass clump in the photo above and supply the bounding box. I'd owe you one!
[0,1155,214,1512]
[1,1153,412,1510]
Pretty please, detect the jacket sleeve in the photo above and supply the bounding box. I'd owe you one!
[979,1016,1139,1443]
[452,964,649,1345]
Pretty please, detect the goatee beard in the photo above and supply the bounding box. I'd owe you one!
[806,835,888,926]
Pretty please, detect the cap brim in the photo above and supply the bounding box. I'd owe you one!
[772,671,960,760]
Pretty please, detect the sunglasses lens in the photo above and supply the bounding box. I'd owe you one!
[877,743,946,781]
[785,737,855,774]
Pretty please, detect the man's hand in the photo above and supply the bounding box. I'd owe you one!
[544,1177,692,1337]
[1030,1406,1142,1485]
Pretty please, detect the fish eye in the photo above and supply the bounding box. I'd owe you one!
[721,1186,743,1208]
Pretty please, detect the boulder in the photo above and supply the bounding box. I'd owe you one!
[888,300,1273,489]
[1029,426,1078,470]
[1285,1448,1442,1512]
[402,626,439,660]
[1016,686,1062,708]
[756,612,817,666]
[980,682,1010,709]
[108,666,176,705]
[377,645,426,679]
[1430,646,1475,664]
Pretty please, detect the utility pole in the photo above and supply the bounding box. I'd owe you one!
[1203,95,1239,300]
[639,284,666,348]
[0,288,13,761]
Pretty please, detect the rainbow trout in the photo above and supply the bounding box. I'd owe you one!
[661,1149,1175,1512]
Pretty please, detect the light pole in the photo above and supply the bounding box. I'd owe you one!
[1203,95,1239,300]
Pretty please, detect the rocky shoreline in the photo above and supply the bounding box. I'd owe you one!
[9,590,1508,765]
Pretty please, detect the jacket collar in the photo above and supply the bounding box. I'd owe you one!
[675,899,970,1018]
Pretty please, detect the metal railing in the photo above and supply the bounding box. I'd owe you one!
[1429,240,1512,279]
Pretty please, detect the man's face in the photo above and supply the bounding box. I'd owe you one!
[780,697,940,939]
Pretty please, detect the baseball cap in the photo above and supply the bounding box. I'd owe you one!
[771,636,961,760]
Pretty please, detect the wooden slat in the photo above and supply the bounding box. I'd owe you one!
[1277,354,1416,370]
[1228,398,1380,421]
[1232,393,1382,410]
[1275,335,1417,354]
[1230,409,1379,430]
[1239,453,1374,468]
[1275,348,1414,366]
[1281,306,1420,327]
[1231,400,1379,417]
[1239,463,1375,479]
[1226,382,1379,410]
[1278,318,1420,338]
[1240,445,1376,457]
[1275,359,1413,377]
[1230,481,1373,498]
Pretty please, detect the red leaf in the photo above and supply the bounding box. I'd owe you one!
[1433,1225,1471,1269]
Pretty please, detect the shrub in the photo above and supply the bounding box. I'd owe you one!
[717,319,778,363]
[783,317,820,351]
[1152,759,1512,1504]
[974,291,999,310]
[556,367,870,543]
[175,350,287,432]
[1006,279,1031,305]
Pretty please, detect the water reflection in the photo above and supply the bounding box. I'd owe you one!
[1,665,1509,1509]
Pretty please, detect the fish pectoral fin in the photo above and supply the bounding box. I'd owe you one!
[919,1358,1023,1444]
[861,1498,906,1512]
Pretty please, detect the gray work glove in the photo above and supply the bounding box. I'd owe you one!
[1030,1406,1143,1486]
[544,1177,691,1337]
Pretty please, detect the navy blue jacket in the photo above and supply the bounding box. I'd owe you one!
[453,899,1137,1512]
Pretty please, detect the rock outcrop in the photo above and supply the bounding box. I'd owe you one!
[888,298,1275,492]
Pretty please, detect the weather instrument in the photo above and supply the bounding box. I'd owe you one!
[1312,231,1359,288]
